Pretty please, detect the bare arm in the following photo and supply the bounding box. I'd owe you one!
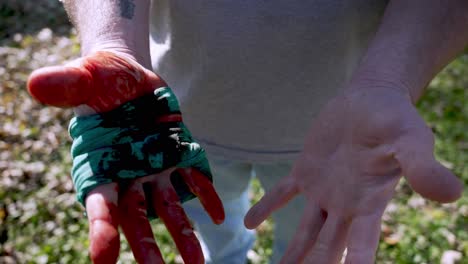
[62,0,152,68]
[351,0,468,101]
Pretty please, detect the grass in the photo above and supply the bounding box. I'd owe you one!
[0,1,467,263]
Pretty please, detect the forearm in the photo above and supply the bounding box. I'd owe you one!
[351,0,468,103]
[62,0,151,68]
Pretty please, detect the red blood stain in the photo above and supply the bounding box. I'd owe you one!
[88,201,120,264]
[119,185,165,264]
[27,51,167,113]
[152,183,204,264]
[178,168,225,225]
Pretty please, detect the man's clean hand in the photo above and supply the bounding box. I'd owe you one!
[245,85,463,264]
[27,51,225,264]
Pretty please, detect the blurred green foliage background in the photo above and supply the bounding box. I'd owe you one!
[0,1,466,263]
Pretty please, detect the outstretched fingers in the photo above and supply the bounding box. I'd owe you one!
[244,175,299,229]
[303,213,351,264]
[85,183,121,264]
[119,181,164,264]
[344,213,383,264]
[279,205,327,264]
[178,168,225,225]
[150,174,204,264]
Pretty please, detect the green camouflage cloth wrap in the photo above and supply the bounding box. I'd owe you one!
[68,87,212,218]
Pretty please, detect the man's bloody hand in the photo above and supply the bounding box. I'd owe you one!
[27,51,225,264]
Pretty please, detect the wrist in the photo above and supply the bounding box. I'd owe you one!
[82,39,152,70]
[66,0,152,69]
[348,66,416,104]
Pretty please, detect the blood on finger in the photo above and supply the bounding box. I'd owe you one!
[86,190,120,264]
[83,52,166,113]
[119,182,165,264]
[178,168,225,225]
[151,179,204,264]
[89,216,120,264]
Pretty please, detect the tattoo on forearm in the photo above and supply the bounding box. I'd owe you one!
[119,0,135,19]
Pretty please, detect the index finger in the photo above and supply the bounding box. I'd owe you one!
[244,175,299,229]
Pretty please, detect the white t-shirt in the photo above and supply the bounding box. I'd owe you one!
[150,0,388,162]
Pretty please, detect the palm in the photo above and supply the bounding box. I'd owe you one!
[245,88,462,264]
[298,89,420,215]
[28,51,224,264]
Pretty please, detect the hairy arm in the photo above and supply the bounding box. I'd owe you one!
[62,0,151,68]
[351,0,468,101]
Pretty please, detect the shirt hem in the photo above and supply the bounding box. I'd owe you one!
[197,138,302,163]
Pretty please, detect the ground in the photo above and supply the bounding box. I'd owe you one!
[0,1,467,263]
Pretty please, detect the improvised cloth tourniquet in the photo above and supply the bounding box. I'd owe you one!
[69,87,212,218]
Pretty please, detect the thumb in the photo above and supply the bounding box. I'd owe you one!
[396,129,463,203]
[27,58,93,108]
